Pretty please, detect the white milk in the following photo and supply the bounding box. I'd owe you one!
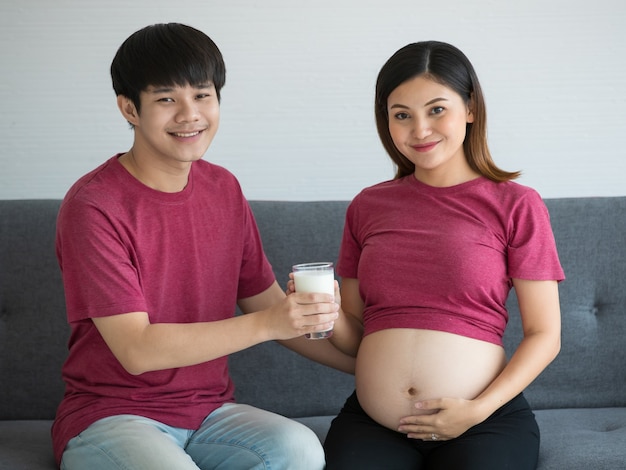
[293,270,334,294]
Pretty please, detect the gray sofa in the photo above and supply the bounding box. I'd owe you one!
[1,197,625,469]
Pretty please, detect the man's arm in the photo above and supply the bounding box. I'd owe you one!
[93,281,340,375]
[238,282,356,374]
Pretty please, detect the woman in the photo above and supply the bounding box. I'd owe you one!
[323,41,564,469]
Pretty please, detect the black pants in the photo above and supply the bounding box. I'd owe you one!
[324,391,539,470]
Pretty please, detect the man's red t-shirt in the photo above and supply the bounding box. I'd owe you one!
[52,156,275,465]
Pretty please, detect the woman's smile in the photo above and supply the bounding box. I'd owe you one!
[411,141,440,153]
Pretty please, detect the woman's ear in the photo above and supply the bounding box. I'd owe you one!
[117,95,139,127]
[466,94,475,124]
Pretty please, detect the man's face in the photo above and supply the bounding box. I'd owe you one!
[124,83,220,168]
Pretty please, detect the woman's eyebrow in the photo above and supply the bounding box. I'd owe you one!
[424,97,449,106]
[389,97,449,109]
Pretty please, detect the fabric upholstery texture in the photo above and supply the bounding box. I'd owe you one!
[1,197,625,469]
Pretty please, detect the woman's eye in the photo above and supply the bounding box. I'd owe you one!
[394,112,410,120]
[431,106,445,115]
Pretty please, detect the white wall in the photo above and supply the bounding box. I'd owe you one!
[1,0,625,201]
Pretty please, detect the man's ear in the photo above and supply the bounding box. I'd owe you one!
[117,95,139,126]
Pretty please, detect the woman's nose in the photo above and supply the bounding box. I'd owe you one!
[412,118,432,139]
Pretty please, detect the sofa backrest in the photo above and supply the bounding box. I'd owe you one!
[0,200,67,420]
[503,197,626,409]
[0,199,355,421]
[229,201,356,418]
[1,197,625,421]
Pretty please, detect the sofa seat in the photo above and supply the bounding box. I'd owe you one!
[1,198,625,469]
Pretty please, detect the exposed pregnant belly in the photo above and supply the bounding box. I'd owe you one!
[355,328,507,431]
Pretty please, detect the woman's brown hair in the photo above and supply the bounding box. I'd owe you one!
[375,41,520,182]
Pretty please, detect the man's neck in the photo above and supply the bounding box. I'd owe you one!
[119,149,191,193]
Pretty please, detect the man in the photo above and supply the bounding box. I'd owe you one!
[53,23,351,470]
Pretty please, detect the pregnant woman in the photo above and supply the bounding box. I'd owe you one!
[323,41,564,469]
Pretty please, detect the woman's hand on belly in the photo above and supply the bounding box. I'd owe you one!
[355,329,506,438]
[397,396,491,441]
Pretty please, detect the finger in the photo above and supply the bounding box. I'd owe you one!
[399,412,435,425]
[414,399,444,412]
[397,425,436,439]
[307,320,336,333]
[415,432,444,441]
[302,312,338,328]
[294,292,336,305]
[399,426,445,441]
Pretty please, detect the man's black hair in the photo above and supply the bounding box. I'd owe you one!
[111,23,226,112]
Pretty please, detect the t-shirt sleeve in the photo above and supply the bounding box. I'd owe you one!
[56,197,147,322]
[507,190,565,281]
[337,198,361,279]
[236,200,276,299]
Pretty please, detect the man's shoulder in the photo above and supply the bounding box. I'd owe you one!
[192,159,243,193]
[193,159,236,179]
[60,156,126,214]
[65,155,113,192]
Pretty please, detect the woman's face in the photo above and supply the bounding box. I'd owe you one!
[387,75,475,186]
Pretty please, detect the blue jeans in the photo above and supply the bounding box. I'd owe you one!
[60,403,325,470]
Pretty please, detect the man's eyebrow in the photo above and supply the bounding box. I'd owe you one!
[147,86,174,94]
[147,83,214,94]
[193,83,215,90]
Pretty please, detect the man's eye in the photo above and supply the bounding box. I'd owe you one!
[158,97,174,102]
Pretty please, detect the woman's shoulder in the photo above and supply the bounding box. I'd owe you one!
[353,176,411,200]
[477,178,544,206]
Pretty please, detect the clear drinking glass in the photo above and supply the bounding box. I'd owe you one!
[292,262,335,339]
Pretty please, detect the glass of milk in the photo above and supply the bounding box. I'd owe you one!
[292,262,335,339]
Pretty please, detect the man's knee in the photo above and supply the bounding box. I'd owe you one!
[269,420,325,469]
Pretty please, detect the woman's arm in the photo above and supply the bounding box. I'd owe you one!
[326,277,366,357]
[473,279,561,412]
[242,282,355,374]
[399,279,561,440]
[280,275,364,368]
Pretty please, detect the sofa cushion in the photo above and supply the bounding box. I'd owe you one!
[0,421,56,470]
[534,408,626,470]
